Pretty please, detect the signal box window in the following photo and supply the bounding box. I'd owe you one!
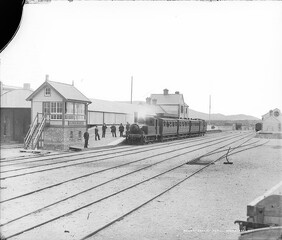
[45,87,51,96]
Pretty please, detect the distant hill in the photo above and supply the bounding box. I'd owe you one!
[189,109,260,121]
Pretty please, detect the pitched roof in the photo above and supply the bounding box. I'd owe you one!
[26,80,91,103]
[150,93,186,105]
[88,98,165,115]
[262,108,281,119]
[1,89,33,108]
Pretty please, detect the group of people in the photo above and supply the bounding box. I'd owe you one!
[84,122,130,148]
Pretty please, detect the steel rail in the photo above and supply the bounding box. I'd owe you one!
[0,133,234,171]
[0,132,224,166]
[0,133,248,180]
[0,134,255,227]
[79,140,268,240]
[2,135,256,239]
[0,137,260,228]
[0,131,235,165]
[0,132,251,204]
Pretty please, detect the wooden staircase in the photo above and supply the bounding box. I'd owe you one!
[24,114,46,150]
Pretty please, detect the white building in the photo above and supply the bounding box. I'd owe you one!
[262,108,281,132]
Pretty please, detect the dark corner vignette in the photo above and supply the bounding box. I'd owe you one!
[0,0,25,54]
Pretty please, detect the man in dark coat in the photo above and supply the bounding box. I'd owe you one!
[110,124,116,137]
[102,123,107,138]
[126,122,130,135]
[119,123,124,137]
[83,129,89,148]
[95,125,100,140]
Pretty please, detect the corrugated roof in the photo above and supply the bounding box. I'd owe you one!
[1,89,33,108]
[150,94,185,105]
[88,98,165,115]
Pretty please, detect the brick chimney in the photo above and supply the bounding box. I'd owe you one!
[45,74,49,81]
[152,99,157,105]
[146,97,151,104]
[175,91,180,94]
[163,89,169,95]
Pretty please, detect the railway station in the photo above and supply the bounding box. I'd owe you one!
[1,79,282,240]
[1,77,194,150]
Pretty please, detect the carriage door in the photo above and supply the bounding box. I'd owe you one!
[155,119,158,135]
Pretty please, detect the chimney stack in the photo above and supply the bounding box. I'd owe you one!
[163,89,169,95]
[175,91,180,94]
[146,97,151,104]
[45,74,49,82]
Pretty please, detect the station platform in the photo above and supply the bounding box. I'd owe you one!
[256,131,282,139]
[69,130,126,151]
[0,131,126,159]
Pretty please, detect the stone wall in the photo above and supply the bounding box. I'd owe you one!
[43,126,86,151]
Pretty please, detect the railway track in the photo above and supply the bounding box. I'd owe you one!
[0,132,246,203]
[0,132,266,240]
[0,132,244,178]
[0,131,234,167]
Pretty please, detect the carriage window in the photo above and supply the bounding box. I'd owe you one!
[78,131,82,140]
[167,122,170,127]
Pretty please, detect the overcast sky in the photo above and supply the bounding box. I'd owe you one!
[1,1,281,118]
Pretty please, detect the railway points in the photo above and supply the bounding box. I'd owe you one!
[0,131,281,240]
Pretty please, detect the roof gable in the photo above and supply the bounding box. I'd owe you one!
[26,80,91,103]
[262,108,281,119]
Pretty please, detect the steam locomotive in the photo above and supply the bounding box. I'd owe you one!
[126,114,207,144]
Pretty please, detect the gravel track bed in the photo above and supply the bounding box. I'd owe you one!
[1,132,280,240]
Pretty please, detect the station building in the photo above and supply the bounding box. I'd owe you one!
[261,108,281,133]
[26,78,92,150]
[0,82,33,143]
[1,78,188,150]
[147,89,189,119]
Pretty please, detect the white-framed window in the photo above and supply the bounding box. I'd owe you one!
[43,101,62,120]
[45,87,51,97]
[65,102,85,120]
[50,102,62,119]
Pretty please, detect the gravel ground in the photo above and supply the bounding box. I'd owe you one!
[90,136,282,240]
[1,132,281,240]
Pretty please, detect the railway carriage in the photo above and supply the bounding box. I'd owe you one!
[159,118,178,141]
[126,115,207,144]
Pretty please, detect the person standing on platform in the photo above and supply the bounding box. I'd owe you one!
[110,124,117,137]
[102,123,107,138]
[95,125,100,140]
[126,122,130,135]
[84,129,89,148]
[119,123,124,137]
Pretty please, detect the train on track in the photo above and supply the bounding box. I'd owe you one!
[126,114,207,144]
